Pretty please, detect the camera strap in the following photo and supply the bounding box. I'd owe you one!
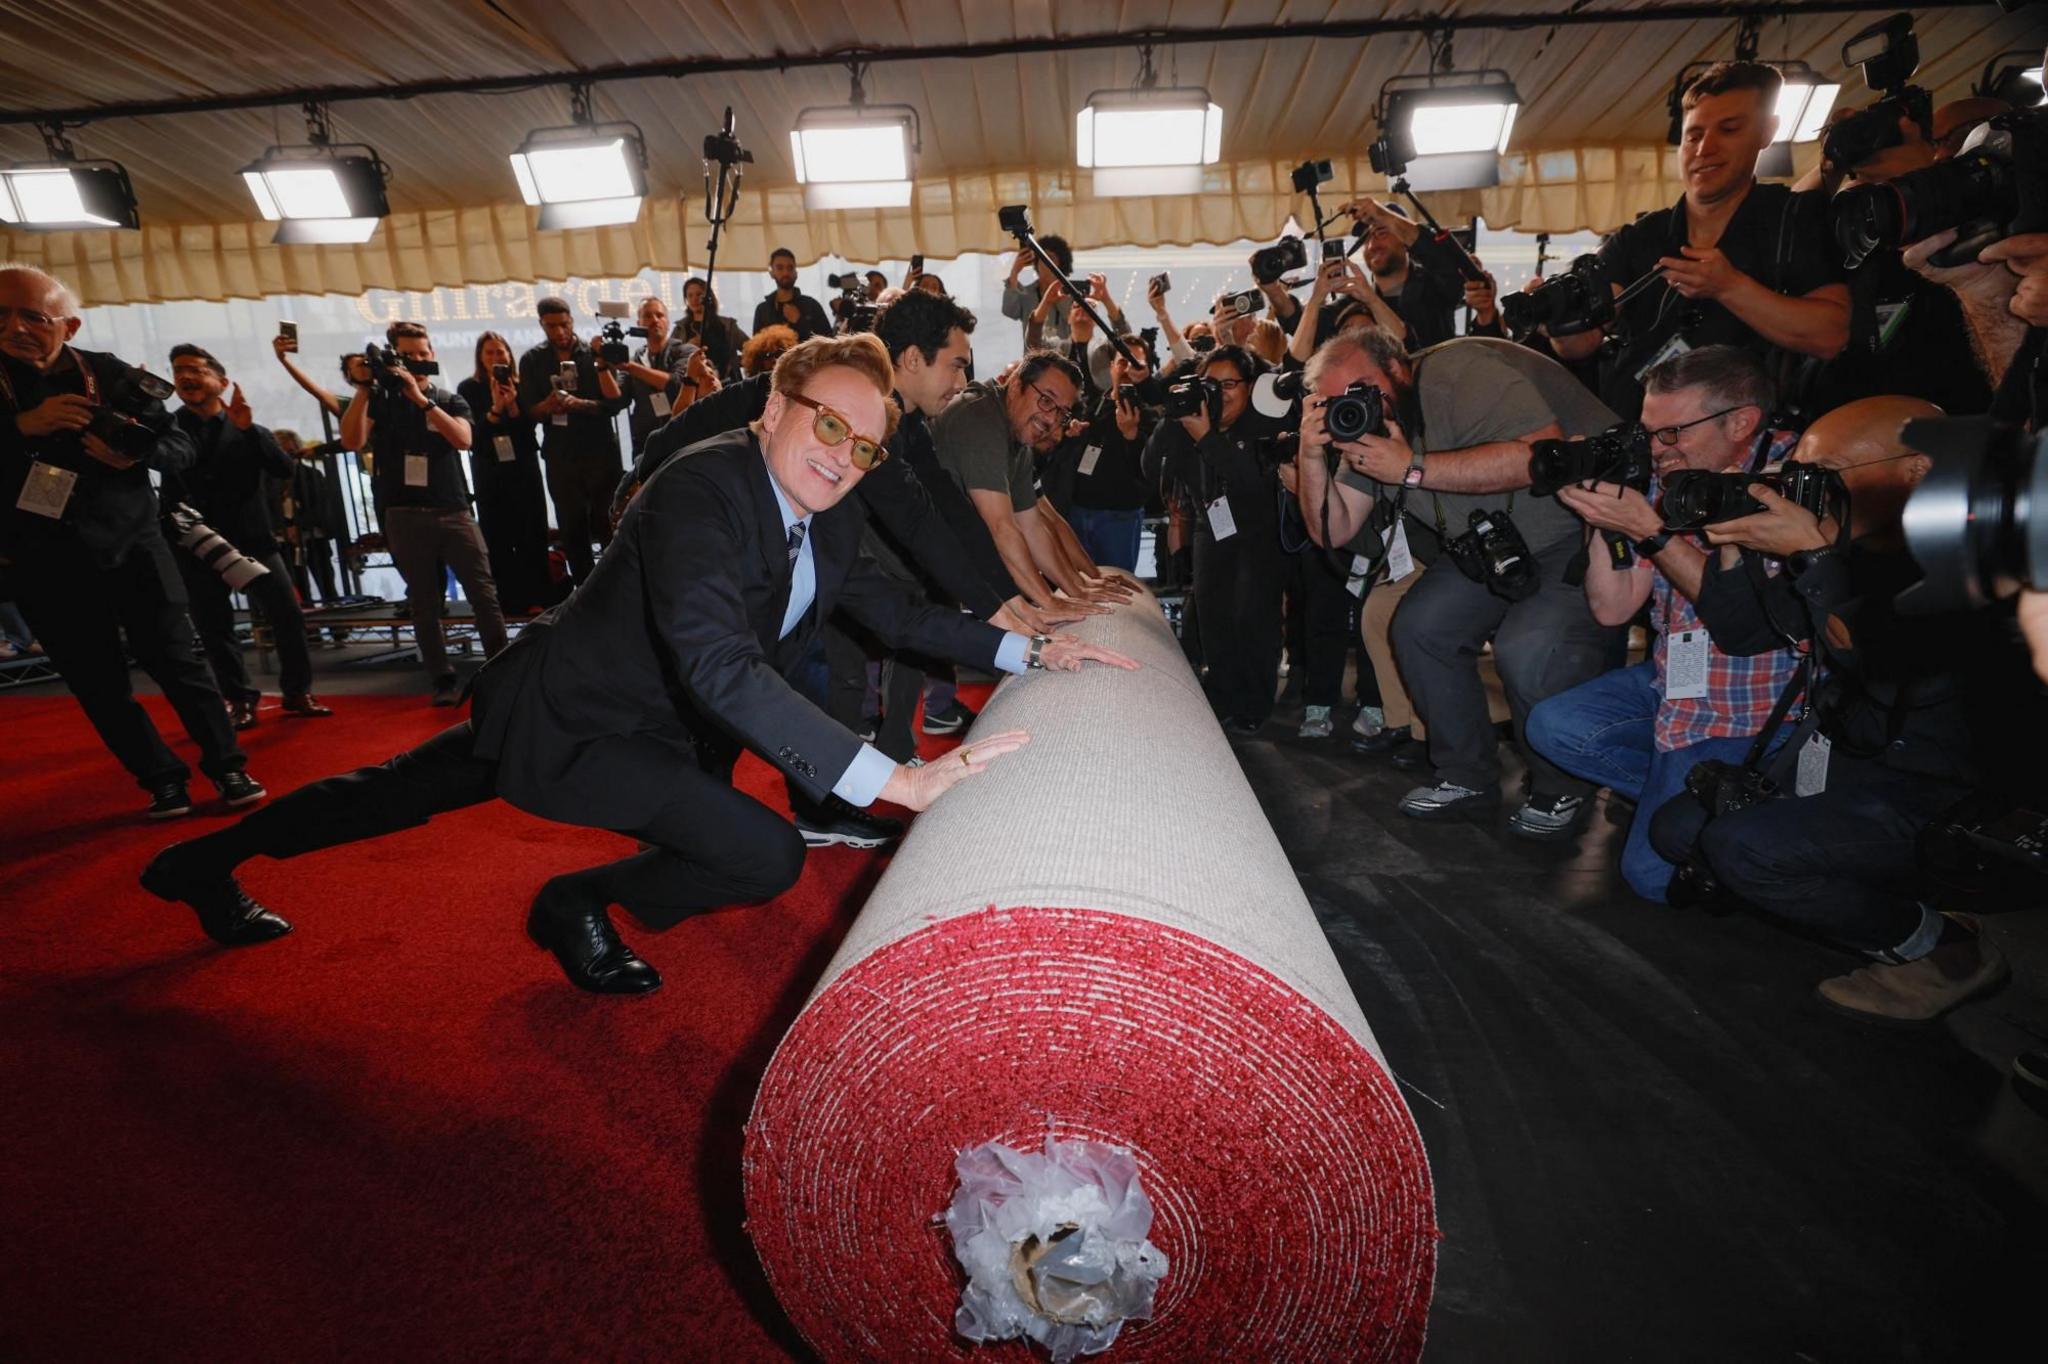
[1741,650,1818,782]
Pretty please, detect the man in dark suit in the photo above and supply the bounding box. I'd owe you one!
[143,336,1137,995]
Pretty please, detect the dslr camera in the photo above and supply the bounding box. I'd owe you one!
[1249,235,1308,286]
[1162,375,1223,425]
[363,343,439,399]
[1659,459,1841,532]
[1324,381,1387,443]
[167,502,270,591]
[1832,106,2048,269]
[826,272,877,334]
[1444,508,1541,601]
[1527,422,1654,498]
[1897,417,2046,614]
[595,299,648,366]
[1820,13,1935,178]
[1665,758,1780,908]
[86,368,176,462]
[1500,254,1620,339]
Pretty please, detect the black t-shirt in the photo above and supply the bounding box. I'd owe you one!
[1595,182,1845,419]
[1811,249,1993,417]
[1067,397,1154,512]
[516,340,626,464]
[457,377,543,503]
[1383,233,1469,350]
[368,384,473,512]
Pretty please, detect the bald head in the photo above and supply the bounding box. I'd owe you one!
[1796,395,1944,541]
[0,263,82,370]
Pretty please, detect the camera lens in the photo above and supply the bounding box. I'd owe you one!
[1899,419,2047,613]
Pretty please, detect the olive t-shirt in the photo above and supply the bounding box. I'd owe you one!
[933,380,1036,513]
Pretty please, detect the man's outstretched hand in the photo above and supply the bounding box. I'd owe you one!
[879,729,1032,811]
[1037,635,1140,672]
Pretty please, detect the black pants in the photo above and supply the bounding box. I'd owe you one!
[286,538,339,604]
[181,547,312,700]
[476,481,555,613]
[1192,529,1284,724]
[544,453,622,585]
[216,721,807,929]
[1286,548,1362,709]
[13,531,245,789]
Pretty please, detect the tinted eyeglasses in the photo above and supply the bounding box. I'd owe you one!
[1649,404,1755,446]
[785,392,887,469]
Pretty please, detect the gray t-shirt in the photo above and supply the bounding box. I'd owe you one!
[1339,337,1617,555]
[933,380,1037,514]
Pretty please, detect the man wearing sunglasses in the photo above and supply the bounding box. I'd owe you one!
[1526,345,1802,898]
[144,334,1139,997]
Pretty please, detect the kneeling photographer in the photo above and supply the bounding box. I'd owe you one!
[1142,344,1287,733]
[1297,329,1624,832]
[1656,395,2045,1022]
[1524,346,1801,900]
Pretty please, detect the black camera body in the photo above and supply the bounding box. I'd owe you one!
[597,318,649,366]
[1444,508,1541,601]
[1897,417,2046,614]
[1325,381,1386,443]
[1367,127,1407,180]
[1291,159,1334,194]
[998,204,1033,235]
[1823,12,1932,175]
[825,274,877,335]
[491,363,512,385]
[364,343,439,398]
[1250,235,1308,286]
[1163,376,1223,425]
[85,368,175,462]
[1665,758,1781,907]
[1659,458,1840,532]
[1527,422,1654,498]
[1831,107,2048,269]
[1500,254,1619,339]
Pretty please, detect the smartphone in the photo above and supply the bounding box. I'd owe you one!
[554,360,577,392]
[279,320,298,342]
[1149,271,1171,297]
[1321,238,1347,260]
[911,252,924,273]
[492,363,512,384]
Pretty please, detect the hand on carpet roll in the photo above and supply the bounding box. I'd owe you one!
[1048,589,1114,618]
[1037,635,1141,673]
[879,729,1032,811]
[1079,572,1138,604]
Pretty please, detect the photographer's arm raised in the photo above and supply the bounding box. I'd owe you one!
[339,384,372,453]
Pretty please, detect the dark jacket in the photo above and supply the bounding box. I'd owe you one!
[161,410,294,554]
[470,429,1005,828]
[752,290,834,342]
[515,339,627,463]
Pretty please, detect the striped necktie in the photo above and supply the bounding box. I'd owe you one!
[786,521,806,567]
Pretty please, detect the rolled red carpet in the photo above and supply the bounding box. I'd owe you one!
[745,593,1437,1361]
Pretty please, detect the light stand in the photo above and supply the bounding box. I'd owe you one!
[998,204,1166,403]
[699,107,751,296]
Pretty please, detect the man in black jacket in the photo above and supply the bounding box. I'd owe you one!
[518,297,628,585]
[0,265,264,816]
[163,344,330,727]
[144,335,1136,995]
[752,246,834,342]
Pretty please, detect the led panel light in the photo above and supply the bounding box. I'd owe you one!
[0,162,140,230]
[509,124,648,229]
[790,107,918,210]
[1378,75,1520,190]
[239,149,389,244]
[1075,86,1223,197]
[1774,73,1840,144]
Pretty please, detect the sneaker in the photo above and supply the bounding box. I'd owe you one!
[1816,916,2009,1023]
[282,692,333,717]
[1351,705,1386,740]
[228,697,259,730]
[1398,781,1500,821]
[1350,723,1410,757]
[213,770,268,808]
[1508,792,1586,841]
[430,676,462,707]
[796,796,905,850]
[1297,705,1334,739]
[922,700,977,735]
[147,780,193,819]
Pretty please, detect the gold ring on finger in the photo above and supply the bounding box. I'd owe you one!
[959,747,972,768]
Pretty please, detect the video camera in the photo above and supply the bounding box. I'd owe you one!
[1832,106,2048,269]
[1500,254,1621,339]
[1897,417,2046,614]
[1821,13,1934,176]
[1527,422,1654,498]
[363,343,439,399]
[86,368,176,462]
[1444,508,1541,601]
[826,272,878,334]
[1659,458,1841,532]
[595,299,648,366]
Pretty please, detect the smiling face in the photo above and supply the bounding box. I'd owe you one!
[1680,87,1774,206]
[480,336,514,372]
[1004,365,1078,450]
[1640,386,1753,478]
[759,363,888,516]
[171,354,226,408]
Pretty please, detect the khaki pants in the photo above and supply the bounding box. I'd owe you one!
[1363,567,1514,737]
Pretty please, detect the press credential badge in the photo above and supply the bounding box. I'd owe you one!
[16,461,77,519]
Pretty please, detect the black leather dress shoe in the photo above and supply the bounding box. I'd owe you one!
[141,842,294,947]
[282,692,333,717]
[1390,735,1431,771]
[527,879,662,995]
[796,796,904,849]
[1348,724,1411,757]
[146,780,193,819]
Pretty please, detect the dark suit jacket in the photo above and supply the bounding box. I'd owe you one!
[162,411,294,554]
[471,428,1006,830]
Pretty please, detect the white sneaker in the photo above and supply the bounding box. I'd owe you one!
[1351,705,1386,739]
[1398,781,1501,821]
[1298,705,1333,739]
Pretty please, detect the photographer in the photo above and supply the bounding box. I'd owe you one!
[679,276,747,382]
[343,321,507,706]
[1524,346,1801,900]
[1335,198,1468,350]
[1551,61,1850,420]
[161,344,328,727]
[616,295,715,460]
[1290,257,1407,368]
[1002,236,1077,347]
[752,247,834,342]
[517,296,628,586]
[1662,395,2043,1021]
[271,330,353,421]
[458,332,555,614]
[1059,334,1159,573]
[1294,330,1623,830]
[273,429,346,609]
[1142,345,1288,733]
[1907,222,2048,431]
[0,264,263,816]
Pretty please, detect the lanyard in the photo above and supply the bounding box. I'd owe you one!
[0,347,96,412]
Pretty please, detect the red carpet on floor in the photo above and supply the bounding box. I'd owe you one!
[0,687,981,1362]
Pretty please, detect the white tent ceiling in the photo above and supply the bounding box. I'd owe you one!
[2,1,2042,305]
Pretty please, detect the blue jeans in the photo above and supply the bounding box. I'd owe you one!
[1525,662,1759,904]
[1068,506,1143,573]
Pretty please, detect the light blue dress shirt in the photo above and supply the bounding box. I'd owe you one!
[764,462,1030,807]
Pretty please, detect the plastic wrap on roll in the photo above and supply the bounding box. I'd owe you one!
[745,588,1436,1361]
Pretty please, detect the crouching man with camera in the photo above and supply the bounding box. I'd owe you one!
[0,264,264,816]
[1295,330,1624,833]
[1653,395,2046,1021]
[342,322,507,706]
[1523,346,1802,900]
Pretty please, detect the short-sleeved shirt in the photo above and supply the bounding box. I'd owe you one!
[1337,337,1619,558]
[1594,182,1844,419]
[932,380,1036,514]
[368,383,473,512]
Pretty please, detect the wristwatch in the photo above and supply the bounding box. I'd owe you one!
[1633,529,1673,558]
[1026,634,1051,670]
[1401,460,1425,489]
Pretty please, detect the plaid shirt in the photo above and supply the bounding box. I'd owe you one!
[1649,431,1804,751]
